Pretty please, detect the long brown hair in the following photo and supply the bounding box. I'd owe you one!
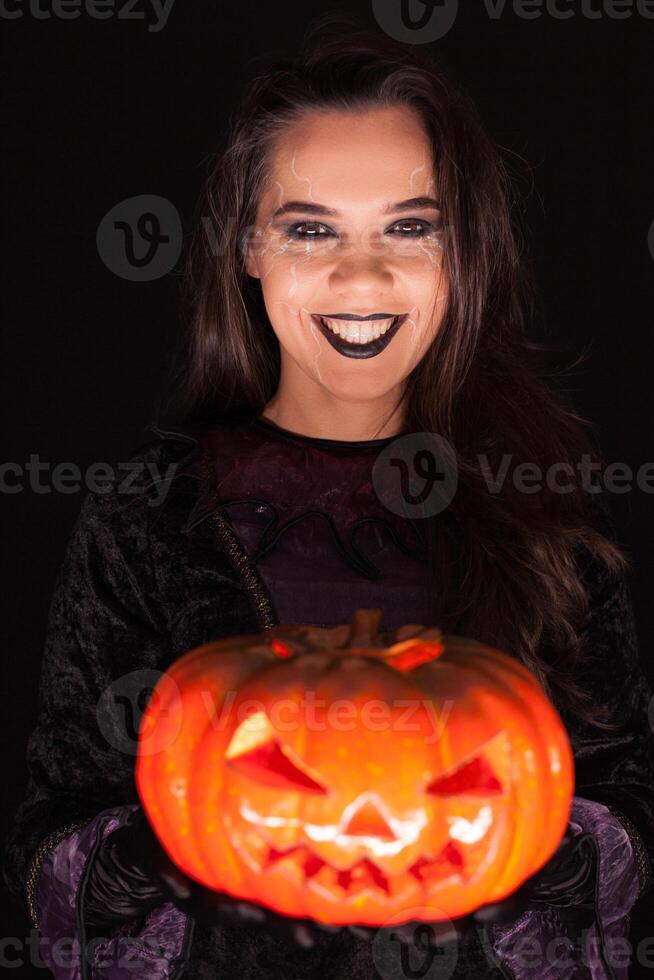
[162,13,629,730]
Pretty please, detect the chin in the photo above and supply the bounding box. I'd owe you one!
[318,378,396,402]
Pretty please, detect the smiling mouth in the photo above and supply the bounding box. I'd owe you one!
[311,313,408,360]
[261,841,464,895]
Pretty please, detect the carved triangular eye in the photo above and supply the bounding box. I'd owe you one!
[226,711,327,794]
[426,754,503,796]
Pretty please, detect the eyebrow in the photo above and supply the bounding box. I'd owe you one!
[271,196,441,219]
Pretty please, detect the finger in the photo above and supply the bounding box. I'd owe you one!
[383,920,447,952]
[372,917,460,951]
[290,922,317,949]
[389,922,419,946]
[418,917,464,949]
[230,900,268,924]
[445,913,473,942]
[555,829,575,852]
[313,921,341,934]
[473,889,529,926]
[256,909,319,948]
[155,865,193,902]
[191,887,268,928]
[535,830,577,880]
[347,923,376,940]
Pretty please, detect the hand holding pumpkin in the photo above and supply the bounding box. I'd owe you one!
[135,610,579,935]
[83,805,595,954]
[83,804,362,947]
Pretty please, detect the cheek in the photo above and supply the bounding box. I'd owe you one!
[258,259,321,329]
[258,241,322,286]
[409,264,448,314]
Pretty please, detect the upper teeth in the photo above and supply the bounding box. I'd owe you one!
[319,316,398,343]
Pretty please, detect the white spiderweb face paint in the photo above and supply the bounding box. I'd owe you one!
[243,106,449,412]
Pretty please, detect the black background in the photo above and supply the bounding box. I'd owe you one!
[2,1,654,975]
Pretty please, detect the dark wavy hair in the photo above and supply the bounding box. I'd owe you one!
[162,13,629,730]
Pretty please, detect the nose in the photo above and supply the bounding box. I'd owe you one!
[341,799,397,840]
[329,246,393,300]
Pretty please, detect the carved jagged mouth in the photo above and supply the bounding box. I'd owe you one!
[263,841,464,894]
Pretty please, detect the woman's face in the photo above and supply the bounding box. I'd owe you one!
[244,104,448,412]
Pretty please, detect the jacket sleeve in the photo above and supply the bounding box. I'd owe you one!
[566,501,654,899]
[2,452,193,977]
[32,802,190,980]
[489,499,654,980]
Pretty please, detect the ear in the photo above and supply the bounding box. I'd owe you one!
[244,245,261,280]
[242,224,263,280]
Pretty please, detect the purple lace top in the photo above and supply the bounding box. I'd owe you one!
[180,411,441,631]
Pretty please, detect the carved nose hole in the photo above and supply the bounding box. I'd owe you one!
[342,801,396,840]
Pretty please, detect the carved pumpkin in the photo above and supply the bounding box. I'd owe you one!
[136,609,573,925]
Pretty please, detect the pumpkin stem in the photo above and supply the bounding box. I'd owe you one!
[346,609,384,648]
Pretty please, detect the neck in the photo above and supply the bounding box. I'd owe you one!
[260,389,407,442]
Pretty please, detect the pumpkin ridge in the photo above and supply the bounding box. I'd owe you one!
[450,652,563,899]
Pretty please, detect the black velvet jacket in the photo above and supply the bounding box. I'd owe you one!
[4,415,654,979]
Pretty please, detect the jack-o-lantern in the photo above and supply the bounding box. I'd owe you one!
[136,609,573,925]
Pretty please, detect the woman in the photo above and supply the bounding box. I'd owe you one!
[4,17,653,980]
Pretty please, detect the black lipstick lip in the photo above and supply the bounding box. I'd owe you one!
[319,312,398,321]
[311,313,408,359]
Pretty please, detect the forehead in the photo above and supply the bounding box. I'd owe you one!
[259,104,436,216]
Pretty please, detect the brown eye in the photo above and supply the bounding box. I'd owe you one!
[426,754,503,796]
[388,219,434,238]
[285,221,332,240]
